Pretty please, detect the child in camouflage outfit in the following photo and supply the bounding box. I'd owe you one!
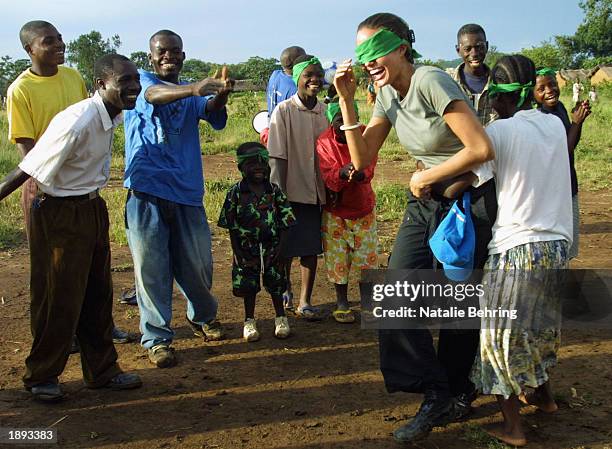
[218,142,296,342]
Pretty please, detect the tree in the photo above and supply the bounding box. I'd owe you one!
[484,45,507,68]
[182,59,213,82]
[553,0,611,68]
[0,56,30,96]
[67,31,121,89]
[521,41,572,69]
[130,51,150,70]
[238,56,279,84]
[574,0,611,58]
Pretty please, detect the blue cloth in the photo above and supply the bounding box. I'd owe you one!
[125,190,218,349]
[429,191,475,281]
[266,69,297,117]
[462,70,488,94]
[123,70,227,206]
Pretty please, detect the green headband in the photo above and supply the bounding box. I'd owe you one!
[536,68,557,78]
[237,148,269,166]
[355,28,422,64]
[326,101,359,123]
[292,57,321,85]
[488,81,534,108]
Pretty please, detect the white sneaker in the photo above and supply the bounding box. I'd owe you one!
[274,316,291,339]
[243,318,260,342]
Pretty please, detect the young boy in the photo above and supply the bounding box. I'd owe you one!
[0,54,143,402]
[534,68,591,259]
[317,100,378,323]
[218,142,296,341]
[268,54,328,320]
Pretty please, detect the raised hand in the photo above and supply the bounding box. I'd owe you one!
[334,59,357,100]
[572,100,591,124]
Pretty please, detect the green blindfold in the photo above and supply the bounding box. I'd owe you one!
[237,148,270,167]
[488,82,534,108]
[292,57,322,85]
[355,28,422,64]
[535,68,557,78]
[325,101,359,123]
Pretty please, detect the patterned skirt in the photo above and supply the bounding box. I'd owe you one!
[470,240,569,398]
[321,210,378,284]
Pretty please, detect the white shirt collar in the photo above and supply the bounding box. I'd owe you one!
[92,91,123,131]
[292,93,322,114]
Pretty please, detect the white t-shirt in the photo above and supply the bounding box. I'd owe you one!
[19,92,122,197]
[474,109,572,255]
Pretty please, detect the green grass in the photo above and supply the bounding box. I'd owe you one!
[0,111,25,248]
[0,88,610,249]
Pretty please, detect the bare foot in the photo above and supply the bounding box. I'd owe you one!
[519,391,559,413]
[486,423,527,447]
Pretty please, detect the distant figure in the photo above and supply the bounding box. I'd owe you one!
[589,86,597,103]
[572,81,583,103]
[366,79,377,106]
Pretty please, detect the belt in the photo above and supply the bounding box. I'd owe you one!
[42,189,101,201]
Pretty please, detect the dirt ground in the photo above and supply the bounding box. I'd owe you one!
[0,154,611,449]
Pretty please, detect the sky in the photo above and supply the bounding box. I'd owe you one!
[2,0,585,65]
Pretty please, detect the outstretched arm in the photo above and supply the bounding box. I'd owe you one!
[0,167,30,201]
[145,77,226,105]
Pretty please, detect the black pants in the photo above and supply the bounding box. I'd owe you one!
[379,181,497,396]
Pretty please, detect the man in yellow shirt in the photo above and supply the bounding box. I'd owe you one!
[7,20,88,236]
[7,20,134,345]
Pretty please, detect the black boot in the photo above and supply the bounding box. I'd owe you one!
[433,388,477,427]
[393,390,452,443]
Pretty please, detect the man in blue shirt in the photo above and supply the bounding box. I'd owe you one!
[123,29,231,368]
[260,46,305,145]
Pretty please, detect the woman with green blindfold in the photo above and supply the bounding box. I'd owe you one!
[333,12,498,445]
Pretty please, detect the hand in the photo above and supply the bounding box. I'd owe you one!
[192,77,225,97]
[571,100,591,124]
[339,162,354,180]
[409,169,432,200]
[333,59,357,101]
[214,65,235,95]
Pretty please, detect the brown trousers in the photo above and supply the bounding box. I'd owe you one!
[24,195,121,388]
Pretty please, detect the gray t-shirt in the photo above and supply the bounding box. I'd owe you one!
[373,65,473,167]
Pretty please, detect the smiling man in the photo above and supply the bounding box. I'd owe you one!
[0,54,143,402]
[7,21,88,237]
[452,24,497,125]
[123,30,232,368]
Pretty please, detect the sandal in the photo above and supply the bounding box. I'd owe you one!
[332,309,356,324]
[296,305,325,321]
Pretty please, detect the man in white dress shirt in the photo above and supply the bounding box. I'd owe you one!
[0,54,143,402]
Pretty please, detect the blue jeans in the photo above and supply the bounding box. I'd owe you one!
[125,190,218,349]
